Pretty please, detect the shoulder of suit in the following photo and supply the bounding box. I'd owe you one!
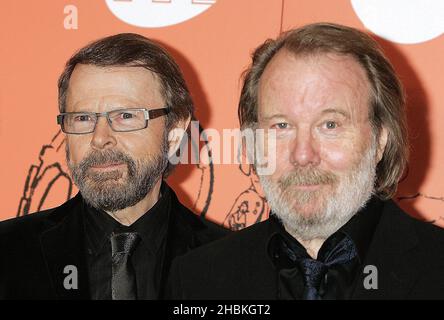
[382,199,444,247]
[0,195,80,239]
[174,218,271,263]
[170,197,231,242]
[0,210,57,248]
[0,208,54,233]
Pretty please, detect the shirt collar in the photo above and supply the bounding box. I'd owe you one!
[267,196,383,265]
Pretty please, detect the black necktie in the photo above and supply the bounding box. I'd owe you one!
[298,235,357,300]
[111,232,141,300]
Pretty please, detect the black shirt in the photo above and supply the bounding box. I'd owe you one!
[268,197,383,299]
[83,183,171,300]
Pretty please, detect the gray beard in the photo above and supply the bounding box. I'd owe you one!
[258,141,377,241]
[67,138,168,212]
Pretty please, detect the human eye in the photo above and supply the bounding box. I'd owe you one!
[73,114,93,122]
[324,120,338,130]
[319,120,344,136]
[271,122,290,129]
[120,111,136,119]
[113,110,139,121]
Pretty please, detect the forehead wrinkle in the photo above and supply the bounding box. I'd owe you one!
[313,53,371,120]
[259,51,371,124]
[66,64,164,113]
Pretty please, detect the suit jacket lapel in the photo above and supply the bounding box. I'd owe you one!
[352,201,420,299]
[39,194,90,299]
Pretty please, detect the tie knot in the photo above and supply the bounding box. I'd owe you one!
[111,232,141,255]
[299,258,327,289]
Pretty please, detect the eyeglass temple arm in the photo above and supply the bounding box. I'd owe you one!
[148,108,170,120]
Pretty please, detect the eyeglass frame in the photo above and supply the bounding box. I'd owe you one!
[56,107,170,134]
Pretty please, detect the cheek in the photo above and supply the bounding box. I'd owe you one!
[271,142,294,180]
[319,142,360,172]
[66,137,90,164]
[120,131,163,159]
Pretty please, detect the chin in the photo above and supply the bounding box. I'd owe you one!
[292,200,327,218]
[88,178,127,190]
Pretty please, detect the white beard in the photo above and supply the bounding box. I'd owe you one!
[258,140,377,241]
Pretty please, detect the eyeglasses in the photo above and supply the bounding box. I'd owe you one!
[57,107,169,134]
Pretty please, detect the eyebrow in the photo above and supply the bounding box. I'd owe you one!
[260,109,351,121]
[259,114,289,122]
[321,108,350,119]
[71,105,138,113]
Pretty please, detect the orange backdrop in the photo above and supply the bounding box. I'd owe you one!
[1,0,443,229]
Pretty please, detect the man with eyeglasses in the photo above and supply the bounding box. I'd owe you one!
[0,33,228,299]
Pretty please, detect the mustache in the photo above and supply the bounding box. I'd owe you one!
[279,167,338,188]
[77,149,136,176]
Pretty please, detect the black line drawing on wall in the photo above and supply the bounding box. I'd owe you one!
[17,130,73,217]
[223,164,269,231]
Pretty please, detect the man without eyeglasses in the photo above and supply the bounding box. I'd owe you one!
[167,23,444,300]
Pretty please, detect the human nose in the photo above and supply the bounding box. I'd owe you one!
[90,116,117,150]
[289,129,321,167]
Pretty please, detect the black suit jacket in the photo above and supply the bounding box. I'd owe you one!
[0,187,229,299]
[168,200,444,299]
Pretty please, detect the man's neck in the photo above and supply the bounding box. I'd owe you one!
[297,238,326,259]
[106,179,163,226]
[284,227,326,259]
